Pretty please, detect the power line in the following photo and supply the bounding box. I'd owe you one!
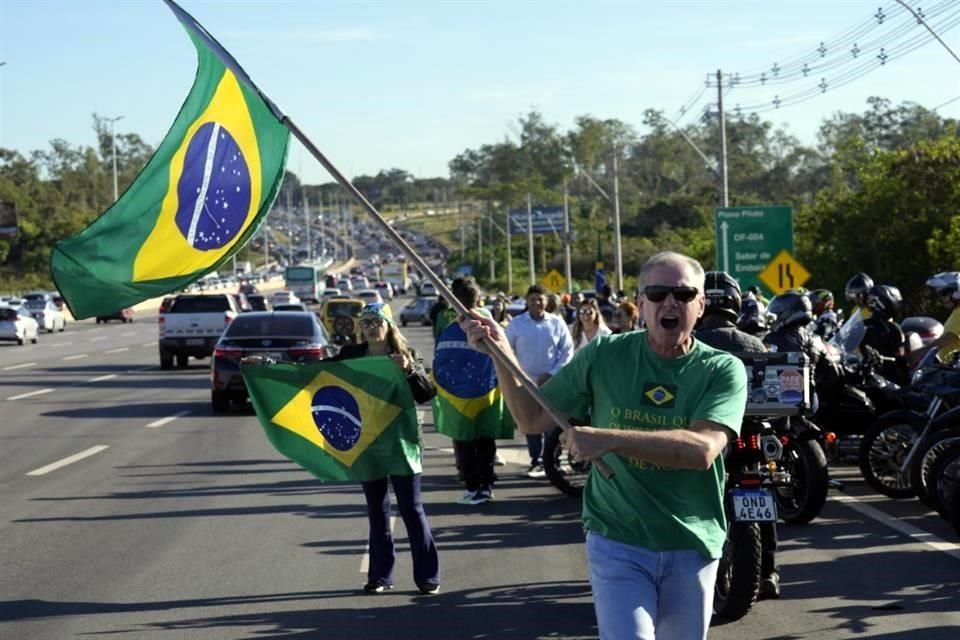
[896,0,960,64]
[932,95,960,110]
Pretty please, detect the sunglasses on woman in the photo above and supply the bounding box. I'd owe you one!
[359,317,385,329]
[578,308,596,316]
[643,285,699,303]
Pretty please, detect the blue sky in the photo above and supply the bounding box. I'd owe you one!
[1,0,958,185]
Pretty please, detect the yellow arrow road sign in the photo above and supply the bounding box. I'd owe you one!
[759,250,811,295]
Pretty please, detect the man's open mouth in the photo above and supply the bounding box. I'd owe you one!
[660,317,679,329]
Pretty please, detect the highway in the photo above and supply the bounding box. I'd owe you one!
[0,297,958,639]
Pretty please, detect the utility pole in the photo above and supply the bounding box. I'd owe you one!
[477,216,482,265]
[458,200,465,261]
[262,224,269,267]
[488,202,495,282]
[106,115,124,202]
[285,188,293,265]
[612,148,623,294]
[562,180,572,293]
[506,207,513,294]
[717,69,729,208]
[303,188,312,263]
[526,193,535,286]
[319,189,326,258]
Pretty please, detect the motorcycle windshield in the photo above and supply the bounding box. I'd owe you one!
[829,308,866,358]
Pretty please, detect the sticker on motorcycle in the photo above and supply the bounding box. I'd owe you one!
[778,369,804,404]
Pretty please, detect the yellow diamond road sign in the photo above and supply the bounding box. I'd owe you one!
[758,249,811,295]
[542,269,565,292]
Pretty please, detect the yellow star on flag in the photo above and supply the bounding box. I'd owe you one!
[271,370,402,467]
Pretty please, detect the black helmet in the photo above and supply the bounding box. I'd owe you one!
[844,272,874,305]
[737,296,766,334]
[766,292,813,333]
[866,284,903,319]
[809,289,834,315]
[703,271,742,320]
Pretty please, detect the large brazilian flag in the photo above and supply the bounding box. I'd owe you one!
[51,0,289,319]
[431,320,515,441]
[242,357,422,483]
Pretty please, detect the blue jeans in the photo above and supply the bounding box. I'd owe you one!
[586,531,719,640]
[526,433,543,466]
[361,474,440,588]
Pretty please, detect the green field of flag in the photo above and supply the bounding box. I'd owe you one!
[242,357,422,483]
[51,0,289,319]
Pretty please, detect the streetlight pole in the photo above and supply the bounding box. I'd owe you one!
[106,115,124,202]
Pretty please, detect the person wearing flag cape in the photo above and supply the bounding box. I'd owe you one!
[333,303,441,595]
[432,277,514,505]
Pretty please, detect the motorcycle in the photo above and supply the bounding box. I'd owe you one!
[859,350,960,500]
[543,425,589,498]
[715,416,788,621]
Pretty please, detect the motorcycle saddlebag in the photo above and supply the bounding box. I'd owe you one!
[735,351,811,417]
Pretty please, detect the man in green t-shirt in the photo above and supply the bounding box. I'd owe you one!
[461,251,747,640]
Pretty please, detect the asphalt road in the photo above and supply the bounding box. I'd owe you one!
[1,298,958,639]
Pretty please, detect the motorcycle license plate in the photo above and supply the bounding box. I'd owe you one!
[731,489,777,522]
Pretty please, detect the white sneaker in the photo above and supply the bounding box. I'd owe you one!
[455,491,480,505]
[494,453,506,466]
[527,464,546,479]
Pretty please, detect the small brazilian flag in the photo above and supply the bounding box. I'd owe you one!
[242,357,422,483]
[431,321,515,441]
[50,0,289,319]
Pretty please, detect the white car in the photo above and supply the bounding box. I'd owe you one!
[320,287,342,301]
[374,282,394,300]
[355,289,384,306]
[271,291,301,305]
[26,300,66,333]
[0,305,40,345]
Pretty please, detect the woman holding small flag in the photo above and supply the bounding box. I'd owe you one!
[335,302,441,595]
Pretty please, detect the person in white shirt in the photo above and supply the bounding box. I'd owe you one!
[571,298,612,351]
[504,284,574,477]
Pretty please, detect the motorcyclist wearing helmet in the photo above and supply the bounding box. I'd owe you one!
[737,296,767,337]
[845,272,874,320]
[695,272,780,599]
[763,291,845,391]
[861,284,908,385]
[810,289,839,340]
[911,271,960,364]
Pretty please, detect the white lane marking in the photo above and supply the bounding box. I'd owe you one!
[7,388,54,401]
[121,332,136,337]
[141,342,154,348]
[26,445,110,476]
[90,336,107,342]
[63,354,88,361]
[832,493,960,561]
[45,342,69,347]
[104,347,129,354]
[360,516,396,573]
[87,374,118,383]
[146,410,191,428]
[2,362,37,371]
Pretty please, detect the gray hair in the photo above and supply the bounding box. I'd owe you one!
[639,251,705,290]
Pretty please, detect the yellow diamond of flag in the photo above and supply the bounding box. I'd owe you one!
[271,370,402,467]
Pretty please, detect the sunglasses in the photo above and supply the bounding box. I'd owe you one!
[643,285,699,304]
[359,317,385,329]
[578,308,596,316]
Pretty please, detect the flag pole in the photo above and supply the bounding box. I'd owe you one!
[282,117,614,479]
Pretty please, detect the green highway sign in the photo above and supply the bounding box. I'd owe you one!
[714,205,794,294]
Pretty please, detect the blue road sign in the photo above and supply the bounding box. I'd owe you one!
[508,205,564,236]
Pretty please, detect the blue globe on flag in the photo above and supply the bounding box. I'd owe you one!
[310,386,362,452]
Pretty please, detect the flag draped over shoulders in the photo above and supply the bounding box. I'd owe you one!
[431,320,514,440]
[50,0,289,319]
[242,357,422,482]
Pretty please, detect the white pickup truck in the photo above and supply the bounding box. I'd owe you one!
[159,294,241,369]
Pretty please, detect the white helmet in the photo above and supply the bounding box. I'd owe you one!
[926,271,960,301]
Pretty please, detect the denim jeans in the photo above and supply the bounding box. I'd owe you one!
[526,433,543,466]
[361,474,440,588]
[586,531,719,640]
